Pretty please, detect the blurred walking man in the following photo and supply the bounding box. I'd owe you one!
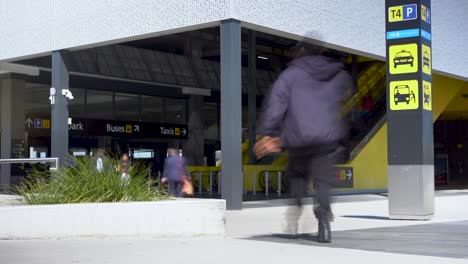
[255,41,350,243]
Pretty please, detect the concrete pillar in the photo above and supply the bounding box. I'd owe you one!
[184,32,205,166]
[184,96,205,166]
[248,30,257,165]
[0,75,26,189]
[220,19,243,210]
[51,51,70,165]
[386,0,434,220]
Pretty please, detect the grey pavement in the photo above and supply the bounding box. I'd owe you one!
[1,190,468,263]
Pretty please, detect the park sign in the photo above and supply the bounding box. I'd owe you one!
[386,0,434,220]
[25,117,188,139]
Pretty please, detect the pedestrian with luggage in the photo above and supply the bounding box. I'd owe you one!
[161,148,190,197]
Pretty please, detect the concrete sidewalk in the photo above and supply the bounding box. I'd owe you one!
[1,191,468,263]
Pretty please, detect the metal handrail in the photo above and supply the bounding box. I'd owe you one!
[0,158,59,170]
[190,170,221,196]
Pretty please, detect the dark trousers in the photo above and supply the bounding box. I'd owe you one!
[287,144,338,221]
[168,181,182,197]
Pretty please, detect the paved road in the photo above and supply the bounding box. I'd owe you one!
[1,238,468,264]
[2,191,468,263]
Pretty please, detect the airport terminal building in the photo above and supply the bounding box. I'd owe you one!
[0,0,467,209]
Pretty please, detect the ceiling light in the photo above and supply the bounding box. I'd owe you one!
[182,87,211,97]
[258,56,269,60]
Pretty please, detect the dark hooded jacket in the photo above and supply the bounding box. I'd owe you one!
[258,55,351,148]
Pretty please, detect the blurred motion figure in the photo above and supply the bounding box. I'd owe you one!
[255,39,351,243]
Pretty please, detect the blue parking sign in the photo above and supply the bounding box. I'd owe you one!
[403,4,417,20]
[34,119,43,129]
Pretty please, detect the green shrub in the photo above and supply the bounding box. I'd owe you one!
[16,156,170,205]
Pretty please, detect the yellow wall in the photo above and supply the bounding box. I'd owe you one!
[345,124,388,190]
[346,74,465,190]
[439,82,468,120]
[432,75,467,121]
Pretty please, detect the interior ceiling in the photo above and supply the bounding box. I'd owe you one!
[14,27,357,99]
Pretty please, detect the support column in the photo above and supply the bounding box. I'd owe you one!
[51,51,70,165]
[183,32,205,166]
[386,0,433,219]
[185,96,205,165]
[0,75,26,189]
[248,30,257,165]
[220,19,243,210]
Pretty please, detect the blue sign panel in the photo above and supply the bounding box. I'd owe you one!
[34,119,43,129]
[421,29,432,41]
[403,4,418,20]
[386,28,420,40]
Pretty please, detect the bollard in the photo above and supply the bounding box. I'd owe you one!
[265,171,269,196]
[253,170,257,196]
[158,171,161,181]
[209,171,213,196]
[242,170,246,195]
[278,171,282,196]
[198,171,203,195]
[217,171,221,195]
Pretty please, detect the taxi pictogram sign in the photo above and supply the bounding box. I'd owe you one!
[389,43,419,75]
[389,80,419,111]
[423,81,432,111]
[422,44,431,76]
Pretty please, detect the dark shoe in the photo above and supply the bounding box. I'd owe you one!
[317,221,331,243]
[314,207,334,222]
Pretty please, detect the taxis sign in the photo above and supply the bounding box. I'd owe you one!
[389,4,418,22]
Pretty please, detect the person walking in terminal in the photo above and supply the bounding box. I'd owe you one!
[95,149,105,173]
[118,153,131,184]
[161,148,189,197]
[255,40,350,243]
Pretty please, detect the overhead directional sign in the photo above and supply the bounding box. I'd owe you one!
[26,118,189,139]
[389,4,418,22]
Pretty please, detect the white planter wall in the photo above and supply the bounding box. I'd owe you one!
[0,199,226,239]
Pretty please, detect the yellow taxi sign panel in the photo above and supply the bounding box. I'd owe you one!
[42,119,51,129]
[423,81,432,111]
[175,128,181,136]
[422,44,431,76]
[389,43,419,75]
[125,125,132,134]
[389,80,419,111]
